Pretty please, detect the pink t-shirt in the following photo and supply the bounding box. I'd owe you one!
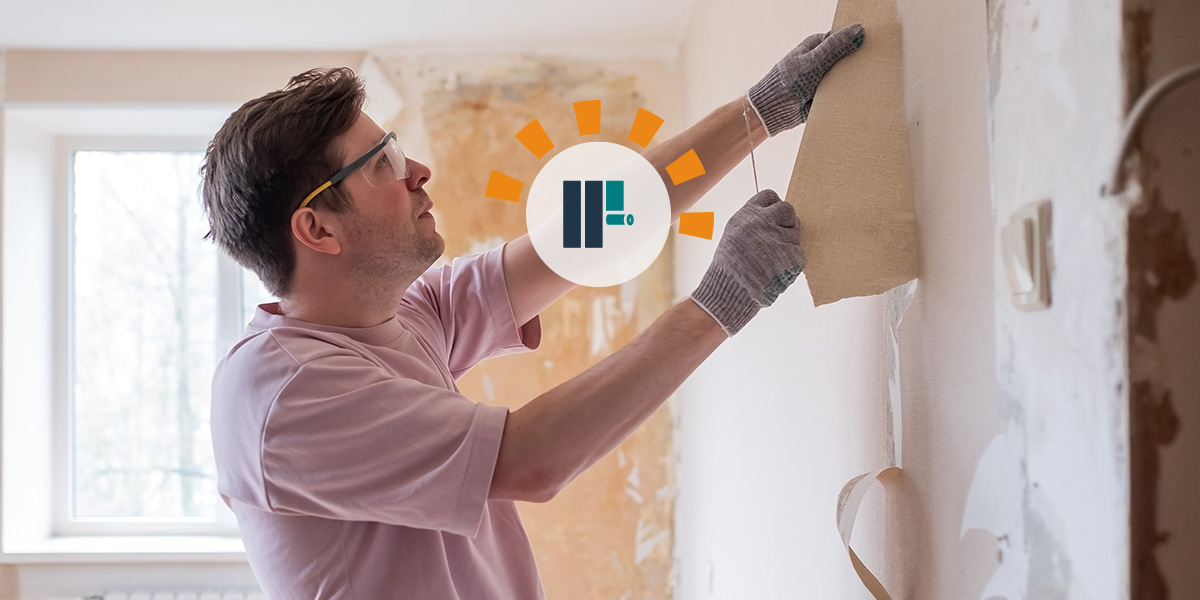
[211,244,545,599]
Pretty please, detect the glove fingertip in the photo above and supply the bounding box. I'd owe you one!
[763,199,797,226]
[817,23,865,60]
[780,211,799,229]
[837,23,866,51]
[836,23,865,39]
[750,189,782,207]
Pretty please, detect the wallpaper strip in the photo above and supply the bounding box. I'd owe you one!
[785,0,918,306]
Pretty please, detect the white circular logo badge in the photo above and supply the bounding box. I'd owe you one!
[525,142,671,287]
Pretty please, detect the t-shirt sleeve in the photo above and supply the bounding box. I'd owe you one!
[259,350,507,537]
[399,242,542,379]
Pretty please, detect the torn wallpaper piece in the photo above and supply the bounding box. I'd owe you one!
[785,0,919,306]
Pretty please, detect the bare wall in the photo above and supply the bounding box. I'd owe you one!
[677,0,892,597]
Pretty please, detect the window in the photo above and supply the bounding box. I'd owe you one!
[3,107,270,562]
[56,141,274,536]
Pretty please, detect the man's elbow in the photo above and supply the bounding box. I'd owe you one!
[489,463,566,503]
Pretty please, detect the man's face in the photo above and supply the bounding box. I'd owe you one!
[334,112,444,282]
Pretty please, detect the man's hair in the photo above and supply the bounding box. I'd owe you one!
[200,67,366,297]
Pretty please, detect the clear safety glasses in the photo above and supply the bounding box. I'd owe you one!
[298,131,409,210]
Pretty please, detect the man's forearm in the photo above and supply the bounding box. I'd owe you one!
[490,298,727,502]
[644,96,769,222]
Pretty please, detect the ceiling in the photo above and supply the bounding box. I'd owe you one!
[0,0,696,55]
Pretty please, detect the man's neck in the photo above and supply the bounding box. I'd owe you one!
[279,276,415,329]
[277,300,387,329]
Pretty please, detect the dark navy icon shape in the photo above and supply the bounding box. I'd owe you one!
[563,180,633,249]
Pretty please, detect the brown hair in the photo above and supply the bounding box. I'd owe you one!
[200,67,365,297]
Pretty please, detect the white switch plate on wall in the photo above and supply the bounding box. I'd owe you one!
[1001,199,1052,310]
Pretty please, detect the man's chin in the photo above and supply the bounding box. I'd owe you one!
[424,233,446,264]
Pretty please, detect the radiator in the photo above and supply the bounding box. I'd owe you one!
[81,591,265,600]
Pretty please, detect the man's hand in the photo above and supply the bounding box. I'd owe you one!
[690,189,805,336]
[748,24,866,137]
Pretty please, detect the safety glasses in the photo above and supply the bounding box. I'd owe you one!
[298,131,409,210]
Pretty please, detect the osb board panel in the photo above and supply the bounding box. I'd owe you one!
[413,58,676,599]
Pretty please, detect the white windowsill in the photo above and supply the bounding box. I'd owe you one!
[1,535,247,564]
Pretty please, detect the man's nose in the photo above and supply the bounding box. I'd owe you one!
[407,158,431,189]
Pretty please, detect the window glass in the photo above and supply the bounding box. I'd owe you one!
[71,150,219,520]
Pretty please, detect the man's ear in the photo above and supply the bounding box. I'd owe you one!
[291,208,343,256]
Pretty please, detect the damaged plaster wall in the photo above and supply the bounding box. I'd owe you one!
[987,0,1130,598]
[1124,0,1200,597]
[369,53,683,600]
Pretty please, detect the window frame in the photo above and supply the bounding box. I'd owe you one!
[53,136,245,538]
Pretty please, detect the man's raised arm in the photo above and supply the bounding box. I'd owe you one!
[492,189,806,502]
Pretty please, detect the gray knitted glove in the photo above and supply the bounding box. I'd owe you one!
[748,24,865,137]
[690,189,805,336]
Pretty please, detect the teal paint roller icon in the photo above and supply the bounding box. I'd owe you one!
[604,180,633,226]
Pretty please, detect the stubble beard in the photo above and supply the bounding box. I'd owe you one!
[348,214,444,306]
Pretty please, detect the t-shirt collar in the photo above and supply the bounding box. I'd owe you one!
[247,302,405,346]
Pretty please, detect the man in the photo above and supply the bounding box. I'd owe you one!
[203,24,863,599]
